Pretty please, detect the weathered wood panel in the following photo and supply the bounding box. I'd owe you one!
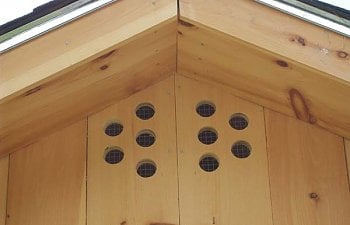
[0,157,8,225]
[177,21,350,140]
[6,120,86,225]
[88,76,179,225]
[176,75,273,225]
[266,109,350,225]
[0,18,177,157]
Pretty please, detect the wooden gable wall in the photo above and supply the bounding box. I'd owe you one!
[0,1,350,224]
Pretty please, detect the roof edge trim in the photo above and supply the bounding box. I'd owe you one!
[256,0,350,37]
[0,0,116,53]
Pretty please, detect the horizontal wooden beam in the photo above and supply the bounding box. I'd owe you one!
[177,19,350,139]
[0,18,177,157]
[180,0,350,82]
[0,0,176,102]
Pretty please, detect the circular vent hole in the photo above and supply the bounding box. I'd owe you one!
[136,130,156,147]
[137,160,157,178]
[136,103,155,120]
[229,113,249,130]
[196,101,216,117]
[232,141,251,158]
[198,128,218,145]
[199,155,219,172]
[105,122,123,137]
[104,147,124,164]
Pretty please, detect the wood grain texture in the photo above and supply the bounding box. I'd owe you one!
[6,119,86,225]
[88,76,179,225]
[177,20,350,140]
[176,76,273,225]
[0,18,177,157]
[0,157,8,225]
[180,0,350,82]
[0,0,176,100]
[265,109,350,225]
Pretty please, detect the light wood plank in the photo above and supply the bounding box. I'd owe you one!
[0,18,177,157]
[177,20,350,140]
[0,0,176,100]
[6,119,87,225]
[180,0,350,82]
[0,157,8,225]
[88,76,179,225]
[176,75,273,225]
[265,109,350,225]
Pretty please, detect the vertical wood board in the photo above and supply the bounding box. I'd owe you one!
[0,157,8,225]
[345,139,350,188]
[266,110,350,225]
[176,75,273,225]
[87,76,179,225]
[6,120,87,225]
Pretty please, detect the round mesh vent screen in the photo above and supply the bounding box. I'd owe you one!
[232,141,251,158]
[196,102,215,117]
[105,147,124,164]
[136,104,155,120]
[136,130,156,147]
[199,155,219,172]
[137,161,157,178]
[229,113,248,130]
[105,122,123,137]
[198,128,218,145]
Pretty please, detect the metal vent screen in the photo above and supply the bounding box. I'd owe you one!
[136,131,156,147]
[229,114,249,130]
[196,102,216,117]
[198,128,218,145]
[105,122,123,137]
[136,104,155,120]
[137,161,157,178]
[232,141,251,158]
[105,148,124,164]
[199,155,219,172]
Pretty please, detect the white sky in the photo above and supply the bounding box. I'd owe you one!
[0,0,349,25]
[320,0,350,10]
